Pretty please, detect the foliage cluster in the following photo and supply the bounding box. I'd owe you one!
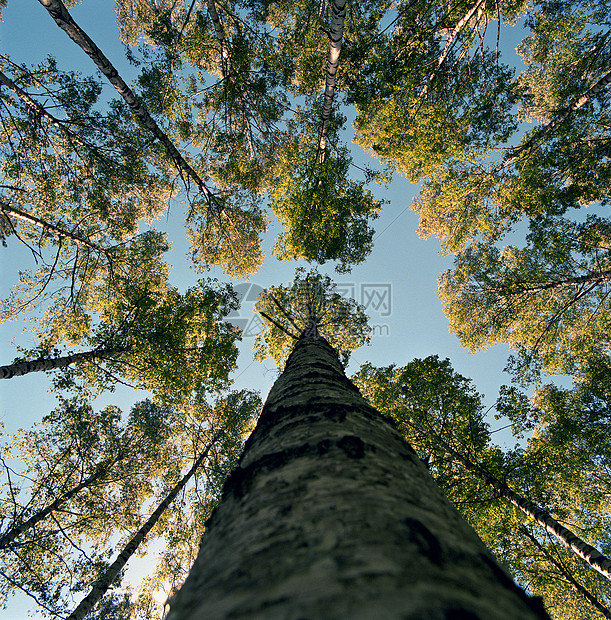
[1,0,610,617]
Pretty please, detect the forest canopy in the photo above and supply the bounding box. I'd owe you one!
[0,0,610,617]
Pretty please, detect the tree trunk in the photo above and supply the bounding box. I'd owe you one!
[0,348,121,379]
[521,527,611,619]
[316,0,347,164]
[0,458,116,549]
[67,439,217,620]
[425,426,611,583]
[0,200,111,257]
[37,0,217,207]
[167,335,550,619]
[482,270,611,297]
[418,0,487,99]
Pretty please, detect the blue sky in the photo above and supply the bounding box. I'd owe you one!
[0,0,522,422]
[1,2,527,615]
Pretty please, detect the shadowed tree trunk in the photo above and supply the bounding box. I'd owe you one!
[167,335,551,619]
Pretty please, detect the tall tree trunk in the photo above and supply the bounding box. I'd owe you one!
[0,348,121,379]
[425,426,611,583]
[418,0,487,99]
[167,336,550,619]
[482,270,611,297]
[0,200,111,257]
[67,439,218,620]
[316,0,347,164]
[37,0,218,208]
[521,527,611,619]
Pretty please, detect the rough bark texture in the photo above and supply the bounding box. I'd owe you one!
[167,336,551,619]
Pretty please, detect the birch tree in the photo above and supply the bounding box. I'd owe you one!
[167,334,551,619]
[1,274,240,403]
[438,215,611,378]
[38,0,270,277]
[253,267,370,366]
[0,391,260,617]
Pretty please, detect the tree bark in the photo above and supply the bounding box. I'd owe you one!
[0,348,121,379]
[481,270,611,297]
[167,335,550,619]
[316,0,347,164]
[418,0,487,99]
[0,200,111,257]
[521,527,611,619]
[0,458,115,550]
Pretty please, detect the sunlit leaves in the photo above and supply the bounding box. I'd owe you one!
[438,215,611,378]
[0,389,261,616]
[270,106,382,272]
[253,267,370,367]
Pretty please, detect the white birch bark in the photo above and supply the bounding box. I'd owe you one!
[167,336,551,619]
[317,0,347,164]
[0,200,111,257]
[427,427,611,583]
[37,0,218,208]
[0,348,121,379]
[418,0,487,99]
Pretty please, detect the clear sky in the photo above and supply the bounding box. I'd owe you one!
[1,2,528,616]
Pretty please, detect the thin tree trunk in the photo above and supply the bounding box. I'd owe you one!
[37,0,218,209]
[425,426,611,583]
[0,348,121,379]
[0,200,111,257]
[0,458,116,550]
[316,0,347,164]
[167,336,550,619]
[482,270,611,297]
[489,67,611,177]
[418,0,487,99]
[66,440,217,620]
[521,527,611,619]
[0,68,87,147]
[207,0,227,51]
